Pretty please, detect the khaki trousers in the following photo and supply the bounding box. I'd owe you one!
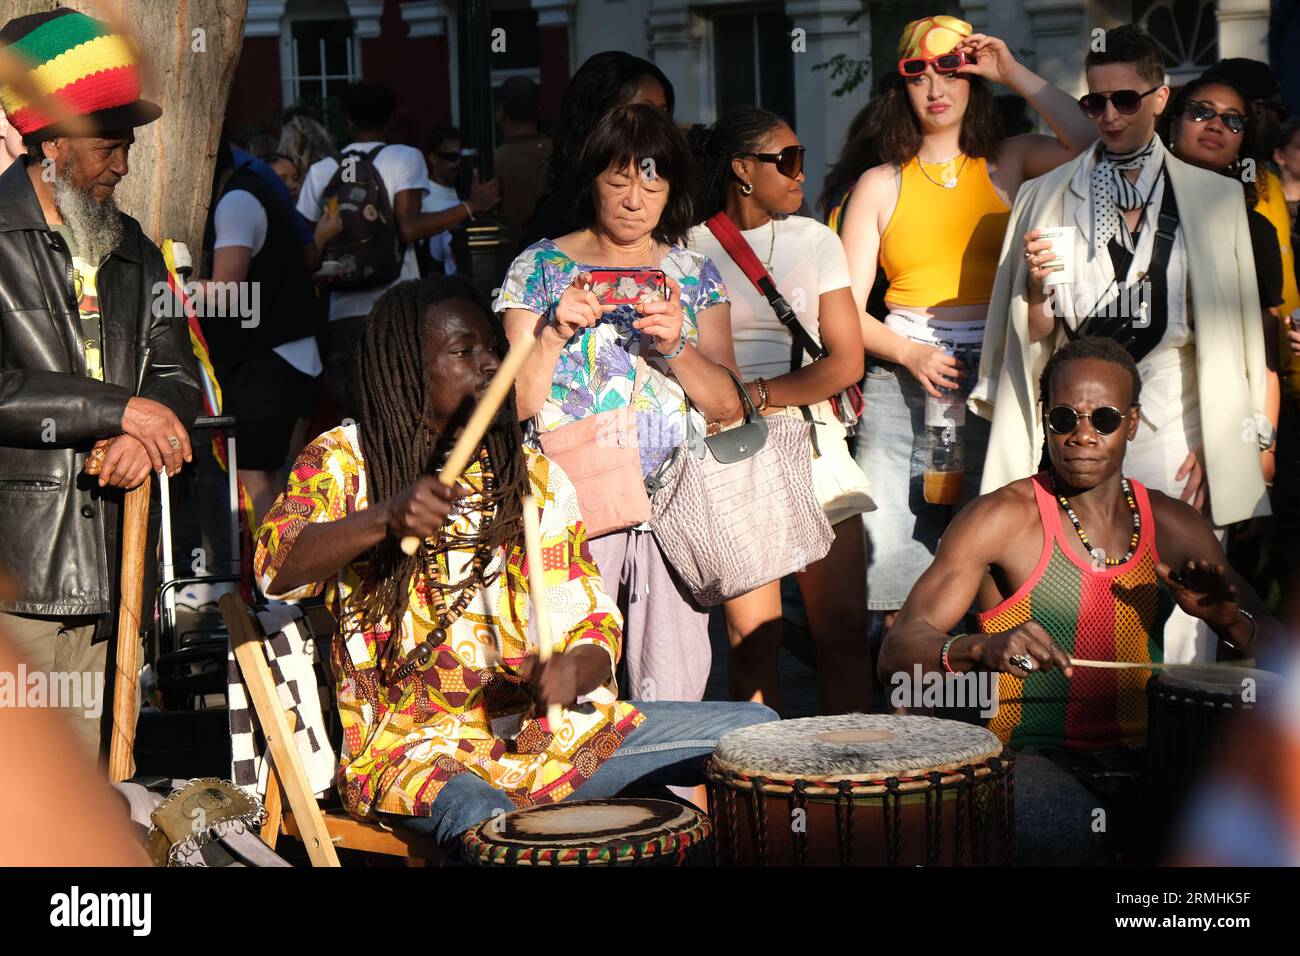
[0,611,112,762]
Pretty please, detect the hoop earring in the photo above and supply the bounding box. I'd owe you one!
[740,182,754,196]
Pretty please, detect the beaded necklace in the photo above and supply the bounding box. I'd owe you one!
[1050,471,1140,568]
[384,447,497,684]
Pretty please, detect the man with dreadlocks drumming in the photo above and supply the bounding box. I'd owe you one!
[255,275,775,850]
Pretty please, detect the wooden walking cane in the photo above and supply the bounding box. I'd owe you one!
[107,293,159,782]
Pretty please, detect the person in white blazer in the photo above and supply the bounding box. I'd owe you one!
[972,26,1273,664]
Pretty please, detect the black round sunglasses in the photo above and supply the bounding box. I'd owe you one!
[1046,404,1135,436]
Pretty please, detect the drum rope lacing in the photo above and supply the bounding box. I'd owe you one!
[706,752,1017,866]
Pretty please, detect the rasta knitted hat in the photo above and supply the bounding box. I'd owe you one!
[0,8,160,144]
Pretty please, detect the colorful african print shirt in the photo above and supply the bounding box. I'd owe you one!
[254,424,644,818]
[978,473,1175,752]
[492,239,729,475]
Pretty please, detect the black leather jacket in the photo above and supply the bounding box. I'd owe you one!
[0,158,201,622]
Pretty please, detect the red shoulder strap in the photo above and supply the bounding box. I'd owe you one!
[705,212,769,289]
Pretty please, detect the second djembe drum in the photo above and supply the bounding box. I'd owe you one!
[463,798,714,866]
[706,714,1013,866]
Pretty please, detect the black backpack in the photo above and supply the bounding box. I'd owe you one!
[318,144,404,290]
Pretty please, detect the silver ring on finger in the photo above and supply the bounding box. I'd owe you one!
[167,435,181,451]
[1009,653,1035,672]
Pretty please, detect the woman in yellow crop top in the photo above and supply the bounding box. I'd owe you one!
[839,17,1097,625]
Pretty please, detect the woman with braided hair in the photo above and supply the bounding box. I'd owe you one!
[253,275,773,852]
[685,106,874,714]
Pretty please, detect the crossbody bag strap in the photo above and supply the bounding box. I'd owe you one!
[704,212,826,367]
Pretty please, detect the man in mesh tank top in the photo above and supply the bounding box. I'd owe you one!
[880,337,1282,864]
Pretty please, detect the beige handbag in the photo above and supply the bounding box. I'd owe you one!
[782,401,876,525]
[647,370,834,606]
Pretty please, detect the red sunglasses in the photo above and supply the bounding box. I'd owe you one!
[898,51,974,77]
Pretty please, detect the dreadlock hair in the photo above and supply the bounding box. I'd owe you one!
[688,105,789,224]
[352,274,529,635]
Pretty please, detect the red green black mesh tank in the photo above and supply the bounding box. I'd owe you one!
[979,472,1174,751]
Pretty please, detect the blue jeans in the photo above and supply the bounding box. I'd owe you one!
[856,357,989,609]
[381,700,776,849]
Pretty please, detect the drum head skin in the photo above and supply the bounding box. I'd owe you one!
[712,714,1003,781]
[1155,665,1279,700]
[464,798,711,866]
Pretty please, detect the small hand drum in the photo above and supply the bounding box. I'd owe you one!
[1145,664,1278,855]
[706,714,1013,866]
[463,798,714,866]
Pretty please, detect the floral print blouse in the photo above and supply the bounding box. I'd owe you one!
[493,239,729,475]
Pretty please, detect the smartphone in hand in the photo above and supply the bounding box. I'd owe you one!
[586,269,668,306]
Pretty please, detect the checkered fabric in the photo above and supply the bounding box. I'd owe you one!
[227,602,337,801]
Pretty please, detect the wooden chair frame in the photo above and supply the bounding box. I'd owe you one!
[220,594,440,866]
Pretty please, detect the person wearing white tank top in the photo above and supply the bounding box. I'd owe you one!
[688,106,874,715]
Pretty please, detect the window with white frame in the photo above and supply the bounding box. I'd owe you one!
[281,9,360,107]
[1134,0,1218,85]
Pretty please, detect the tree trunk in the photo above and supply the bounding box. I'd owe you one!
[6,0,248,252]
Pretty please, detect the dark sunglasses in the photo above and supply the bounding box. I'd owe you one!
[1046,404,1133,436]
[434,150,461,162]
[1078,87,1160,118]
[898,52,974,77]
[1182,100,1246,134]
[744,144,805,180]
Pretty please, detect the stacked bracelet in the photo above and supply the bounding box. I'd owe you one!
[754,378,770,412]
[661,335,687,360]
[940,634,962,674]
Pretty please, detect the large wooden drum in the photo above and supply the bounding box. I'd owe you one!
[706,714,1013,866]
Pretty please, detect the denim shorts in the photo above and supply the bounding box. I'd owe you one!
[854,358,989,610]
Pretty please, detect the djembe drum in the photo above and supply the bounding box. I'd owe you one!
[706,714,1013,866]
[1145,664,1278,853]
[463,798,714,866]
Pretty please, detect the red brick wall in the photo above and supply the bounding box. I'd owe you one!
[222,0,452,150]
[359,0,452,149]
[224,36,281,138]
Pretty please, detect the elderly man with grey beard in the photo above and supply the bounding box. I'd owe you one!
[0,8,200,761]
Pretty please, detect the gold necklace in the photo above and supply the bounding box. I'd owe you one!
[917,154,968,189]
[762,219,776,272]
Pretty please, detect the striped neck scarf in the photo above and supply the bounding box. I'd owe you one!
[1091,138,1158,250]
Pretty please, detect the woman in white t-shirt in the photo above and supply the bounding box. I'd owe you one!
[687,107,874,714]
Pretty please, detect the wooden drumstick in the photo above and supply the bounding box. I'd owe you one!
[1069,658,1191,671]
[399,334,536,556]
[521,494,563,730]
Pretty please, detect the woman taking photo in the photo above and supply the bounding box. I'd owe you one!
[497,104,741,704]
[686,106,874,714]
[840,16,1096,630]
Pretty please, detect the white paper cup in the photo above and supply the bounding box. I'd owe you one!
[1036,226,1076,287]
